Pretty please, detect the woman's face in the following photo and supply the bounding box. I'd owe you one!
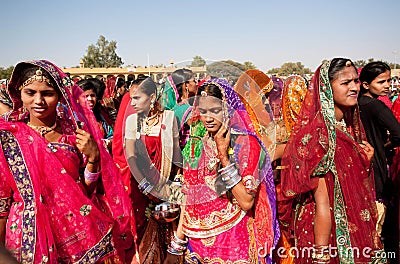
[84,89,97,109]
[21,81,59,123]
[198,95,223,134]
[331,66,360,108]
[186,78,197,95]
[270,100,282,119]
[363,70,391,97]
[130,88,154,115]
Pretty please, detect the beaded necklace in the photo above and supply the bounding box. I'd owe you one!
[27,121,57,137]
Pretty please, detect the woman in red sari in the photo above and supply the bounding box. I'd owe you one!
[281,58,384,263]
[0,60,133,263]
[124,77,182,263]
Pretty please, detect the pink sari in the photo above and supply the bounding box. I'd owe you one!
[183,135,269,263]
[1,60,134,263]
[0,121,114,263]
[182,78,278,263]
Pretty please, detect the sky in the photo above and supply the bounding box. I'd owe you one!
[1,0,400,72]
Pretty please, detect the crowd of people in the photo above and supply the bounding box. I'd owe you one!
[0,58,399,263]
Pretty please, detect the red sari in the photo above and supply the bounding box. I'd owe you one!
[280,61,384,263]
[124,110,179,264]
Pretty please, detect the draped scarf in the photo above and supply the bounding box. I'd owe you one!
[234,69,275,157]
[280,61,384,263]
[4,60,135,262]
[183,78,279,261]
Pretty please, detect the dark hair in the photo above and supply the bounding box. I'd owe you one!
[171,68,194,96]
[116,77,125,88]
[137,77,157,96]
[76,78,105,101]
[359,61,391,94]
[133,76,161,175]
[130,75,149,86]
[76,78,106,121]
[196,83,223,100]
[328,58,357,82]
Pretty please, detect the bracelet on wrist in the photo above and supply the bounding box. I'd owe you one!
[167,231,188,255]
[173,231,188,245]
[84,167,101,183]
[219,164,242,190]
[225,173,242,189]
[138,178,154,195]
[87,158,100,164]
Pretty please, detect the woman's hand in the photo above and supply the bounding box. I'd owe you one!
[214,121,231,167]
[102,97,115,109]
[359,140,374,162]
[76,128,100,162]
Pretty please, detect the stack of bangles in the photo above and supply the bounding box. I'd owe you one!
[84,167,101,183]
[167,231,188,256]
[138,178,154,195]
[219,163,242,190]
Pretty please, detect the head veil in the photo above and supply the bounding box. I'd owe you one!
[4,60,135,261]
[281,75,308,135]
[281,61,365,196]
[281,60,365,198]
[104,75,117,99]
[183,78,280,254]
[160,75,192,128]
[280,60,384,263]
[234,70,275,156]
[270,76,284,118]
[0,79,12,108]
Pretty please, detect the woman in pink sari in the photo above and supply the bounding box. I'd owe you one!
[0,60,133,263]
[173,78,279,263]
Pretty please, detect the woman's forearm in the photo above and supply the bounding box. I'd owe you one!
[0,217,7,245]
[231,182,255,211]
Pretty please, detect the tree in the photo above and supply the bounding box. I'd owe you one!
[244,61,257,70]
[0,66,14,79]
[353,60,367,68]
[267,62,311,76]
[190,56,206,67]
[207,60,247,83]
[81,35,123,68]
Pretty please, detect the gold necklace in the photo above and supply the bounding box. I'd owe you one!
[142,113,160,135]
[27,121,57,136]
[335,119,347,131]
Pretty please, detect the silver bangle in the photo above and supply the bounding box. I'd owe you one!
[221,167,241,188]
[218,163,236,174]
[225,172,242,189]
